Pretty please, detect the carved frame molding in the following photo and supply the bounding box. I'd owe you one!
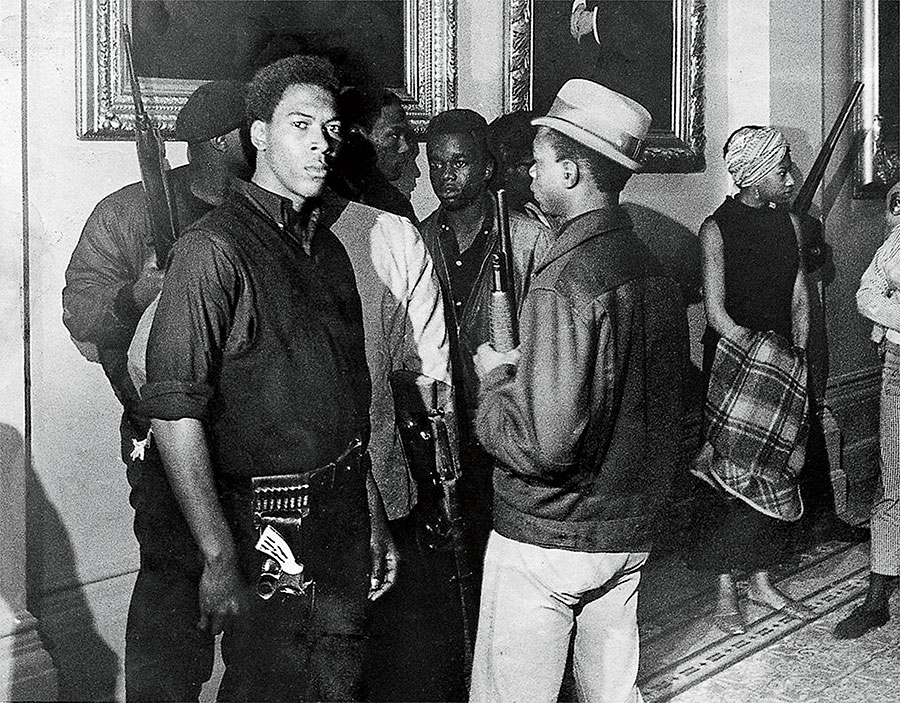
[502,0,706,173]
[75,0,457,140]
[853,0,898,197]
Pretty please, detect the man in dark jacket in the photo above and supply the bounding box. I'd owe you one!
[420,109,549,556]
[62,80,250,701]
[469,79,687,703]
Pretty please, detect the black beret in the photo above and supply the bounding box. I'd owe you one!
[425,108,488,143]
[174,80,248,143]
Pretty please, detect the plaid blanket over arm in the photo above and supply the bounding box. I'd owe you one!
[697,328,808,521]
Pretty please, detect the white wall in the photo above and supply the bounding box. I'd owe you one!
[24,0,137,698]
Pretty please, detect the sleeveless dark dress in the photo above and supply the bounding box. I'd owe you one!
[691,197,801,573]
[702,196,799,362]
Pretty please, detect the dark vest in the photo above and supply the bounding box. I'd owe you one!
[205,194,371,483]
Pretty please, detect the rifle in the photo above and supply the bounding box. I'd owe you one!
[489,189,519,351]
[790,82,864,518]
[389,370,477,679]
[122,26,179,265]
[429,387,477,680]
[790,81,864,273]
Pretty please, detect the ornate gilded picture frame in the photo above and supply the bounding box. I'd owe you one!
[853,0,899,197]
[503,0,706,173]
[76,0,457,140]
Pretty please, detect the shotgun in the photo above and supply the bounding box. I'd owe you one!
[489,189,519,351]
[123,26,180,266]
[790,81,864,273]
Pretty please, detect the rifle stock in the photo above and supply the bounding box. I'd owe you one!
[123,26,179,265]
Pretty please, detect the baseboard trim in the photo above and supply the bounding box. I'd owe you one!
[0,610,58,702]
[826,366,880,409]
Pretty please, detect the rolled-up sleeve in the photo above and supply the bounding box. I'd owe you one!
[142,230,243,420]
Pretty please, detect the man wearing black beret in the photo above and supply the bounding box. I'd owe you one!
[62,79,251,701]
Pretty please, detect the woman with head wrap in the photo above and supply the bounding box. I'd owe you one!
[837,181,900,639]
[691,125,816,634]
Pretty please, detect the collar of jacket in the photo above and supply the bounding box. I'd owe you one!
[537,206,632,275]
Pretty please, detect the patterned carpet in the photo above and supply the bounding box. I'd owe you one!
[635,539,887,702]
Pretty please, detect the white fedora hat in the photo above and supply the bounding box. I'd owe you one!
[532,79,651,171]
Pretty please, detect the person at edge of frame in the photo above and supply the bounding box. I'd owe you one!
[140,55,398,701]
[835,180,900,639]
[62,79,251,702]
[469,78,688,703]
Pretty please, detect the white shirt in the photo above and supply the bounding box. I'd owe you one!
[329,197,452,519]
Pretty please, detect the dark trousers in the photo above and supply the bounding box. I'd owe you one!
[217,461,372,702]
[364,514,469,702]
[123,423,214,702]
[219,595,366,702]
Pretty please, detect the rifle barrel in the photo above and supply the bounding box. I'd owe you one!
[792,81,864,215]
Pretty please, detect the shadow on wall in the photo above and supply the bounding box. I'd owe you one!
[622,204,706,515]
[0,423,37,701]
[624,203,702,306]
[22,430,119,701]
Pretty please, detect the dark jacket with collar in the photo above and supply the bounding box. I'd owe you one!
[475,206,688,553]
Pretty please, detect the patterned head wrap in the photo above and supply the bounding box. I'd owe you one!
[723,126,790,188]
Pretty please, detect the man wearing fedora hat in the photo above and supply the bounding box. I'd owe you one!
[63,79,251,701]
[470,79,687,703]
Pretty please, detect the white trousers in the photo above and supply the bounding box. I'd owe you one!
[872,341,900,576]
[470,531,648,703]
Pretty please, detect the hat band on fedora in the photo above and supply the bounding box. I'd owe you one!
[550,96,645,162]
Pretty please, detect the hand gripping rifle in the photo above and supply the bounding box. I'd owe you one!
[489,189,519,351]
[390,370,477,680]
[123,26,179,266]
[790,81,864,274]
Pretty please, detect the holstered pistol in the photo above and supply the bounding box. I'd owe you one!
[251,475,315,601]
